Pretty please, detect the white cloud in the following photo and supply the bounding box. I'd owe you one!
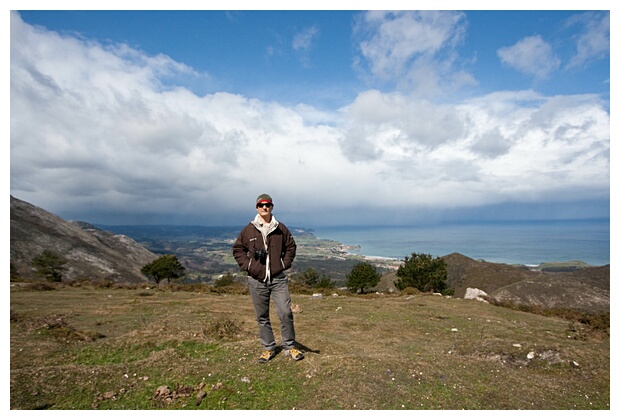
[9,12,610,226]
[292,25,320,51]
[292,25,320,67]
[497,35,561,79]
[353,10,472,96]
[565,12,610,69]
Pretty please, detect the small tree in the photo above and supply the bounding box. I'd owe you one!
[141,254,186,284]
[315,274,335,289]
[32,250,68,282]
[296,267,320,287]
[346,261,381,294]
[395,252,448,293]
[295,267,334,289]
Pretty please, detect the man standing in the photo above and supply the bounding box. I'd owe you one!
[232,193,303,363]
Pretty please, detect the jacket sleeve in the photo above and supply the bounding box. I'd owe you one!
[280,225,296,270]
[232,226,251,270]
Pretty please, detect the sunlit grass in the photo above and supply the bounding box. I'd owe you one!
[10,285,609,410]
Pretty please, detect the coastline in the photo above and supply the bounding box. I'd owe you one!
[312,220,610,268]
[331,241,604,270]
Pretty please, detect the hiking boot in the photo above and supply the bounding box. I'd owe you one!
[284,347,304,361]
[258,349,275,363]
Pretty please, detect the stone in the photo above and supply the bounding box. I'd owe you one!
[464,287,489,302]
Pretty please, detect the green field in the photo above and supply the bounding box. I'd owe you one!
[10,284,609,410]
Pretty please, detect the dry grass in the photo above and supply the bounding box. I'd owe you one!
[10,284,610,410]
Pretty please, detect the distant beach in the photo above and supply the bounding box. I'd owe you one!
[312,219,610,267]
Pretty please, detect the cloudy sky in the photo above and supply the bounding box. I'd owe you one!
[8,3,612,227]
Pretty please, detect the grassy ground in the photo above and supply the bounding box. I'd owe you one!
[10,284,609,410]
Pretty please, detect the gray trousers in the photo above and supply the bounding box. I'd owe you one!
[247,276,296,351]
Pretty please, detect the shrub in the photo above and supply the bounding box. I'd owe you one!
[346,261,381,294]
[32,250,68,282]
[315,275,335,289]
[294,267,320,286]
[214,273,235,287]
[579,312,610,333]
[293,267,335,289]
[402,286,421,295]
[288,282,315,295]
[395,253,448,294]
[487,298,610,339]
[141,255,186,284]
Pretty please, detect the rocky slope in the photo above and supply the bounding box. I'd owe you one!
[10,195,158,283]
[377,252,609,312]
[442,252,610,312]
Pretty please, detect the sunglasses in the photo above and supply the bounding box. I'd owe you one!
[257,203,273,208]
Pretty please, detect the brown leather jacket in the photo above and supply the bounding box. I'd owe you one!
[232,219,296,281]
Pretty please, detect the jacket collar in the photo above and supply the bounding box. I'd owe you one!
[251,214,279,236]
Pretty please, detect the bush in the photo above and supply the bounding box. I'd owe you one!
[141,255,186,284]
[315,276,335,289]
[346,261,381,294]
[293,267,335,289]
[395,253,448,294]
[214,273,235,287]
[32,250,68,282]
[288,282,316,295]
[402,286,421,295]
[294,267,320,286]
[486,297,610,339]
[579,312,610,333]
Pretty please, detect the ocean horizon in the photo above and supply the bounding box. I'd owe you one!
[311,219,610,267]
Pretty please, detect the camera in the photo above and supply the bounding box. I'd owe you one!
[253,249,267,263]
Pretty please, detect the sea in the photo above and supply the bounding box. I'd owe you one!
[311,219,610,267]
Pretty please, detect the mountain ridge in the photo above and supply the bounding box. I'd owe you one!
[10,195,157,283]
